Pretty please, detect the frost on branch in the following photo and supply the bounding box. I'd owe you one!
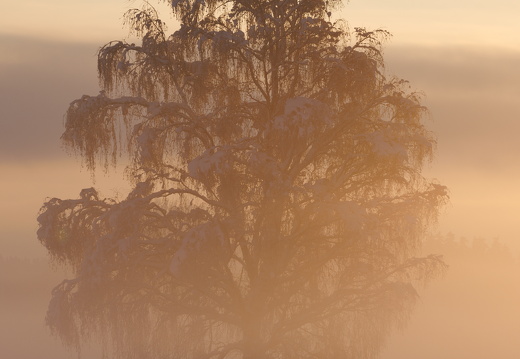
[39,1,448,359]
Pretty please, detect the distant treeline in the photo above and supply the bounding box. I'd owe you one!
[424,233,517,264]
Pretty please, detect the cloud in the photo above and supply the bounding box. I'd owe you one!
[2,35,519,169]
[385,45,520,173]
[385,45,520,99]
[0,34,100,161]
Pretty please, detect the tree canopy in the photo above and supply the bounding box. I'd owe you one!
[38,1,448,358]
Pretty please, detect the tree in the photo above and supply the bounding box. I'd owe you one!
[37,1,448,358]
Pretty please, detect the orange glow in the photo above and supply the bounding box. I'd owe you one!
[1,0,520,358]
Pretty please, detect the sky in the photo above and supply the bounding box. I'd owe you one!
[2,0,520,47]
[1,0,520,357]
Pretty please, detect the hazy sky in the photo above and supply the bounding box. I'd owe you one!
[1,1,520,359]
[2,0,520,47]
[1,0,519,256]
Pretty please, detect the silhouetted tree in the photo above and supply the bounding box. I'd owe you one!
[37,1,448,358]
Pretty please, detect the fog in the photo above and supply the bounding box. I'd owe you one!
[2,237,519,358]
[0,257,101,358]
[381,235,520,358]
[1,35,520,357]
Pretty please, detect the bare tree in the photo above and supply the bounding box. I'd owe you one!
[37,1,447,358]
